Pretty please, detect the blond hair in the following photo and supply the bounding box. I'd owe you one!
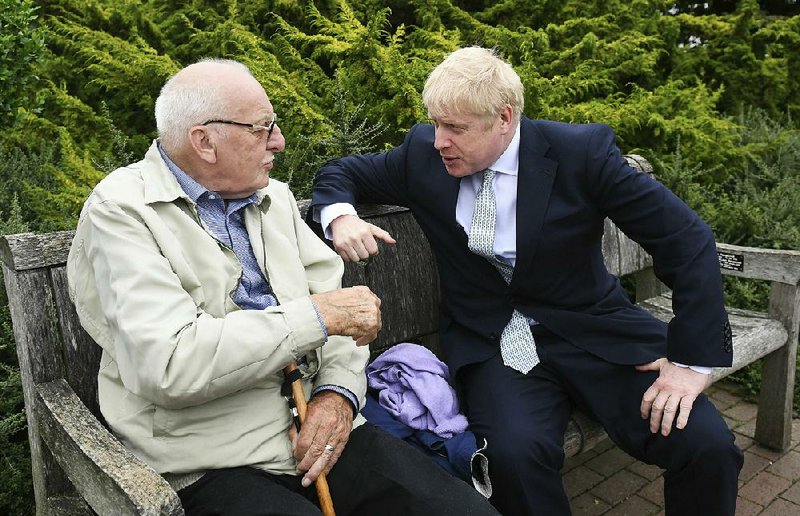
[422,47,524,125]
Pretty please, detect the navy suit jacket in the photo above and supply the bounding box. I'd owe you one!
[312,118,733,379]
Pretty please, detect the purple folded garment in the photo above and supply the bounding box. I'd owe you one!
[367,343,468,438]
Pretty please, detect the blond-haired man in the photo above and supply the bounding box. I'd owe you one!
[312,47,743,515]
[67,59,498,516]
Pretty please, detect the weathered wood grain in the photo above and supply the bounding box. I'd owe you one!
[717,243,800,285]
[0,230,74,271]
[600,218,621,275]
[45,495,92,516]
[634,268,668,302]
[625,154,654,174]
[329,206,442,358]
[756,283,800,449]
[36,379,183,516]
[618,229,652,277]
[2,263,74,512]
[360,211,440,357]
[564,412,609,457]
[50,267,104,420]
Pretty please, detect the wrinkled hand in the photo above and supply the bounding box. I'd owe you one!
[637,358,712,436]
[311,286,382,346]
[291,391,354,487]
[330,214,396,262]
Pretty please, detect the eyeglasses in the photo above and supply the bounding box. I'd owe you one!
[202,112,277,140]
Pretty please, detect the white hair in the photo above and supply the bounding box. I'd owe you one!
[154,58,253,151]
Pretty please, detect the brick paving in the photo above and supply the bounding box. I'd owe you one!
[564,380,800,515]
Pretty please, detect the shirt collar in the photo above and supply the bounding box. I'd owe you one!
[157,142,259,206]
[488,123,521,176]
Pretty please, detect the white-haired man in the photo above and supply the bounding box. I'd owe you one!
[67,59,499,516]
[312,47,743,515]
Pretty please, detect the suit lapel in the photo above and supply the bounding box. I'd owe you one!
[512,120,558,286]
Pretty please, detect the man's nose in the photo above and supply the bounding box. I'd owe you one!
[267,124,286,152]
[433,129,449,150]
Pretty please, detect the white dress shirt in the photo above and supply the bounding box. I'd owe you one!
[456,126,521,266]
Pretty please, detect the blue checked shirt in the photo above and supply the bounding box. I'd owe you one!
[159,144,358,411]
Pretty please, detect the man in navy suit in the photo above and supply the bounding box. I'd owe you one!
[311,47,742,515]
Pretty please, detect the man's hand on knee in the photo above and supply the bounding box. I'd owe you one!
[311,286,382,346]
[637,358,712,436]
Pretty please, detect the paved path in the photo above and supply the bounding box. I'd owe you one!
[564,380,800,515]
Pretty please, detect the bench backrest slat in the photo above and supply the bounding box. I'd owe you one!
[50,266,103,418]
[1,263,81,504]
[0,230,74,272]
[342,210,442,358]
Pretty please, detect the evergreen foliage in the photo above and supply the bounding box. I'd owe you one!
[0,1,798,511]
[0,197,31,515]
[0,0,46,121]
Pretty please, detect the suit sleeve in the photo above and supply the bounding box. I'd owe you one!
[585,124,731,367]
[311,125,425,209]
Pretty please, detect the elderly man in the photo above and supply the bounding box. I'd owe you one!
[67,59,498,516]
[312,47,744,515]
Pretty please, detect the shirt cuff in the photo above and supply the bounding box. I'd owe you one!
[310,300,328,343]
[312,385,359,416]
[318,203,358,240]
[672,362,712,375]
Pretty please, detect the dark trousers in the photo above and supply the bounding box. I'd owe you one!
[178,423,499,516]
[460,325,743,516]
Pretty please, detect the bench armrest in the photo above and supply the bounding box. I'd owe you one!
[717,242,800,285]
[35,379,183,516]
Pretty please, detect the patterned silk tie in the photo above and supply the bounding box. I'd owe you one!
[467,169,540,374]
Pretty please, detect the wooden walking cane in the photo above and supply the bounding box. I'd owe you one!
[283,361,336,516]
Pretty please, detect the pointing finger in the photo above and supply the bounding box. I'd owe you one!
[371,224,397,245]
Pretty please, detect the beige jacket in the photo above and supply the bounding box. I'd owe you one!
[67,141,368,476]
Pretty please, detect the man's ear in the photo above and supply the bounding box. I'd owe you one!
[499,104,514,134]
[188,126,218,164]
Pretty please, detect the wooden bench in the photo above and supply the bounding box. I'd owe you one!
[2,156,799,515]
